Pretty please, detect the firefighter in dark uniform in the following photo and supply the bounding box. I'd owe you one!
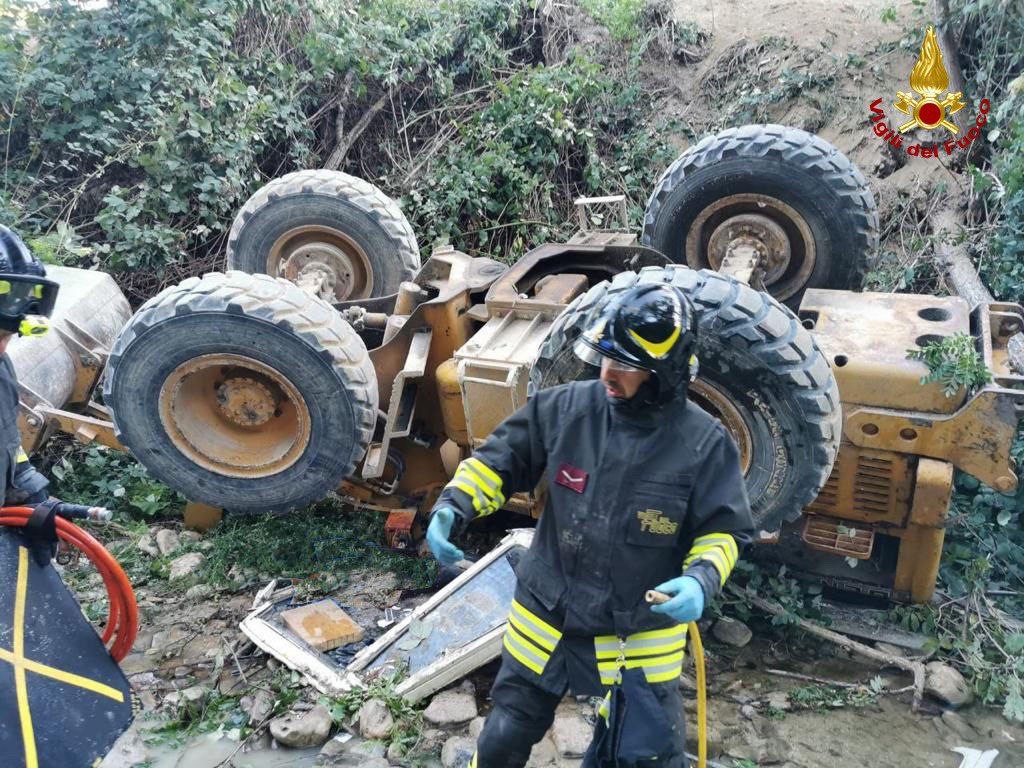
[0,226,61,507]
[427,283,754,767]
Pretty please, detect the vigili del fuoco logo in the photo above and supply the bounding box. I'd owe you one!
[868,26,990,157]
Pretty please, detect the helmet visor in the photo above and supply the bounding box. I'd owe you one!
[0,276,58,320]
[573,338,647,372]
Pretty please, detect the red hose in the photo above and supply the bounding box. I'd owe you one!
[0,506,138,661]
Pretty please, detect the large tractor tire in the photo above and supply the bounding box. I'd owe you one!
[530,265,841,531]
[641,124,878,309]
[103,271,378,514]
[226,170,420,301]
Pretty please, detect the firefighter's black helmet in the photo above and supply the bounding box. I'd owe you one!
[574,283,699,405]
[0,226,59,337]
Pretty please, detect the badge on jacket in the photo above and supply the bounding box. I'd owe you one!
[637,509,678,535]
[555,463,588,493]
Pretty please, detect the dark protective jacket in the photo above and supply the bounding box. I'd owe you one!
[434,379,753,694]
[0,354,48,505]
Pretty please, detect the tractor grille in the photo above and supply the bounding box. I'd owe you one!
[853,455,893,516]
[806,447,905,522]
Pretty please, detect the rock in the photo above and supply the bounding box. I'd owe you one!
[180,530,203,543]
[155,528,180,556]
[100,727,149,767]
[119,653,157,676]
[185,583,214,600]
[169,552,205,581]
[764,691,791,712]
[137,535,159,557]
[418,728,448,755]
[941,709,978,740]
[926,662,974,707]
[358,698,394,740]
[315,735,391,768]
[424,690,478,727]
[441,736,476,768]
[241,689,275,724]
[178,685,209,718]
[712,617,753,648]
[270,705,334,748]
[387,739,405,762]
[551,713,591,758]
[468,716,486,740]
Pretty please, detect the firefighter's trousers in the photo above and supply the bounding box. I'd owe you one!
[471,662,688,768]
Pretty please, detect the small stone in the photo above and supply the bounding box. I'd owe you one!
[418,728,448,756]
[186,583,214,600]
[137,535,159,557]
[386,740,405,762]
[358,698,394,740]
[712,617,753,648]
[424,690,478,727]
[169,552,205,581]
[270,705,334,748]
[178,685,209,718]
[764,691,791,712]
[740,704,756,720]
[551,714,591,758]
[925,662,974,707]
[441,736,476,768]
[468,716,486,740]
[941,709,978,740]
[180,530,202,543]
[155,529,180,556]
[240,689,275,723]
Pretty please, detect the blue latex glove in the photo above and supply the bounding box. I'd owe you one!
[426,506,465,566]
[649,575,706,623]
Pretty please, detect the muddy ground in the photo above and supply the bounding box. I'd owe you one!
[78,1,1024,766]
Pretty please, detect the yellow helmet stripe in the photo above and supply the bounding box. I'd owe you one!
[628,324,680,359]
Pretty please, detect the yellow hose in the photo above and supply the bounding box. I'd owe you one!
[687,621,707,768]
[644,590,707,768]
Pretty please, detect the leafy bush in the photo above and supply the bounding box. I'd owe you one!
[2,0,680,296]
[905,332,992,396]
[49,443,183,519]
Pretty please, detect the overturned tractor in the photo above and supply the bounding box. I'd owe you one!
[24,124,1024,603]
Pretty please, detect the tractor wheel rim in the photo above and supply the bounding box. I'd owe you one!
[685,193,816,302]
[159,353,312,478]
[268,225,373,301]
[688,379,753,474]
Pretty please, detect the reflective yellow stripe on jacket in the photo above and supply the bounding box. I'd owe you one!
[502,599,563,676]
[594,624,688,685]
[683,532,739,587]
[450,457,506,518]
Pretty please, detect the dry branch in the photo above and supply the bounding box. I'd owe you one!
[729,585,927,712]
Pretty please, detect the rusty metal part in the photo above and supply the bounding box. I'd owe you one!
[686,193,816,302]
[844,388,1024,492]
[801,288,972,414]
[688,380,752,473]
[708,213,790,289]
[806,445,913,526]
[217,376,280,427]
[384,508,417,550]
[893,458,954,602]
[436,358,469,446]
[486,242,670,318]
[159,353,311,478]
[271,224,373,301]
[183,501,224,532]
[802,516,875,560]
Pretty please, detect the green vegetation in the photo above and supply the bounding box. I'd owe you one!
[1,0,682,299]
[905,332,993,397]
[786,679,883,712]
[327,666,425,757]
